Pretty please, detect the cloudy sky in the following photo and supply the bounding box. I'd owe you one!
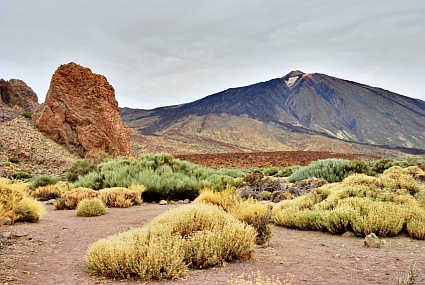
[1,0,424,109]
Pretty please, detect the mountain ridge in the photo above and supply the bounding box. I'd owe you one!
[122,71,425,155]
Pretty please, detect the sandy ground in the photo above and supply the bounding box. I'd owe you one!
[1,203,424,285]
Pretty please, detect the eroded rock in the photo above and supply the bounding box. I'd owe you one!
[33,62,133,158]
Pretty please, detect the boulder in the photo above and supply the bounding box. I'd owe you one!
[33,62,133,158]
[0,78,39,112]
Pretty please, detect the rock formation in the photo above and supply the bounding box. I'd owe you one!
[33,62,133,158]
[0,79,39,112]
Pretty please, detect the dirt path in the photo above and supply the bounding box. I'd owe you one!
[1,204,424,285]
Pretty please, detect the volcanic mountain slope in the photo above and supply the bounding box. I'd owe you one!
[122,71,425,154]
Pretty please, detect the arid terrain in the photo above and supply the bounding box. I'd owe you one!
[175,151,380,169]
[1,203,424,285]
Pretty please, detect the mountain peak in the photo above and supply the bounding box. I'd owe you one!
[282,70,305,88]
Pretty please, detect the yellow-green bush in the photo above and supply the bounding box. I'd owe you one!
[54,187,98,210]
[0,178,45,223]
[273,167,425,239]
[86,227,187,280]
[13,197,46,222]
[98,187,142,208]
[194,187,273,245]
[76,198,107,217]
[86,204,256,281]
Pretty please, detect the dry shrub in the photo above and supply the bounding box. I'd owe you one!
[377,166,419,192]
[0,179,36,223]
[30,184,69,201]
[195,187,273,245]
[128,183,146,194]
[98,187,142,208]
[55,187,98,210]
[86,204,255,281]
[227,271,293,285]
[76,198,107,217]
[415,191,425,208]
[86,228,187,280]
[230,201,273,245]
[13,197,46,223]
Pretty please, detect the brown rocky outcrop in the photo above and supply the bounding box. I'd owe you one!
[33,62,133,158]
[0,79,39,112]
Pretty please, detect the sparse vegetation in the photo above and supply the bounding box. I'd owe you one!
[54,187,98,210]
[11,171,32,180]
[86,203,256,281]
[65,158,97,182]
[76,198,107,217]
[13,197,46,222]
[21,111,33,119]
[274,166,425,239]
[8,156,20,164]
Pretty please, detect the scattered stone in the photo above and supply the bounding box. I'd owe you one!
[11,232,32,240]
[342,231,356,238]
[2,232,12,239]
[177,200,184,204]
[159,200,167,205]
[183,199,190,204]
[45,199,56,205]
[364,233,381,248]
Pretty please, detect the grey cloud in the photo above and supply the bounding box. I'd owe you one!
[0,0,424,109]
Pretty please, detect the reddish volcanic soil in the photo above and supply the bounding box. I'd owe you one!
[175,151,380,169]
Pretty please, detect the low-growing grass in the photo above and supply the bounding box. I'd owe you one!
[273,166,425,239]
[86,203,256,281]
[76,198,107,217]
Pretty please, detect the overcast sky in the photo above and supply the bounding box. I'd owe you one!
[1,0,424,109]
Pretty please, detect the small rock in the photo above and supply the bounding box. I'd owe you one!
[159,200,167,205]
[11,232,32,240]
[364,233,381,248]
[170,200,178,204]
[177,200,184,204]
[342,231,356,238]
[183,199,190,204]
[335,253,341,258]
[45,199,55,205]
[0,217,12,226]
[2,232,12,239]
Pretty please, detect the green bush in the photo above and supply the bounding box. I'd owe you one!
[29,174,59,190]
[65,159,97,182]
[11,171,32,180]
[74,153,245,202]
[21,111,32,119]
[86,204,256,281]
[274,165,302,177]
[263,167,279,176]
[8,157,20,164]
[287,159,369,183]
[76,198,107,217]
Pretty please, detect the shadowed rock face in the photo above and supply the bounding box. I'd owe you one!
[33,62,133,158]
[0,78,39,112]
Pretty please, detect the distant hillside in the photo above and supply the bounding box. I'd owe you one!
[122,71,425,155]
